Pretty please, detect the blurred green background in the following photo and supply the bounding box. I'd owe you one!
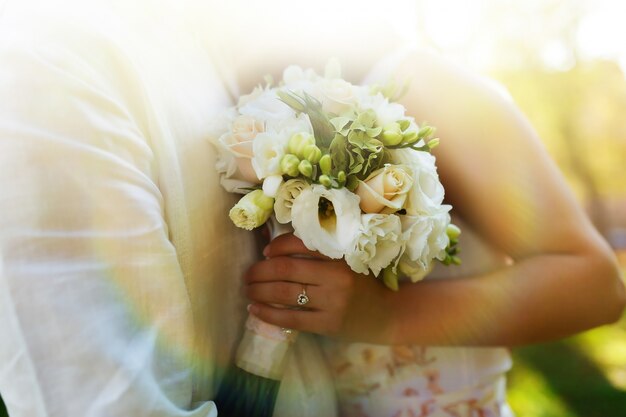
[1,0,625,416]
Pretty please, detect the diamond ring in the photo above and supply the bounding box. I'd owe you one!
[296,285,309,306]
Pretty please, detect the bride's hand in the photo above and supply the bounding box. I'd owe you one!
[244,233,395,343]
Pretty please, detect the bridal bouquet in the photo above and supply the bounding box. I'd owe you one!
[209,62,459,416]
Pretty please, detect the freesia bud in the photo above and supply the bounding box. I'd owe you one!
[298,159,313,178]
[446,223,461,240]
[229,189,274,230]
[303,144,322,164]
[382,267,399,291]
[319,154,332,175]
[418,125,435,139]
[280,154,301,177]
[337,170,346,185]
[402,130,419,144]
[427,138,440,149]
[319,174,332,188]
[288,132,315,158]
[381,123,403,146]
[398,119,411,131]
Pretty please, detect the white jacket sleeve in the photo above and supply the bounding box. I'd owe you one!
[0,5,216,417]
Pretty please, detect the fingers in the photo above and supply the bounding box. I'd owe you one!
[264,233,330,260]
[245,256,352,287]
[246,281,323,309]
[248,303,341,336]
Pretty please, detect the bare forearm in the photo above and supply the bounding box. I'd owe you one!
[387,250,625,346]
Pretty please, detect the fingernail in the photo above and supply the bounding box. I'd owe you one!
[247,304,259,315]
[262,245,270,257]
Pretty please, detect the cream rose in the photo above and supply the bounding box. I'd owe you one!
[389,149,445,215]
[345,214,403,276]
[291,185,361,259]
[218,115,265,184]
[355,165,413,214]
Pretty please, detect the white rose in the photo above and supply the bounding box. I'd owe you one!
[274,178,309,224]
[239,89,295,122]
[355,165,413,214]
[291,185,362,259]
[251,115,313,180]
[318,78,356,116]
[345,214,403,276]
[398,209,451,280]
[389,149,446,214]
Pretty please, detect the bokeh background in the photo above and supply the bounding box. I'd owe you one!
[1,0,625,416]
[406,0,626,416]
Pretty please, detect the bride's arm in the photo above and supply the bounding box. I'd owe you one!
[245,51,625,347]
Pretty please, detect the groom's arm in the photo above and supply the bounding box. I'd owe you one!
[0,5,215,417]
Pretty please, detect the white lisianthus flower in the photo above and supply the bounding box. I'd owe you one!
[229,190,274,231]
[346,214,403,276]
[291,185,361,259]
[355,165,413,214]
[398,208,451,280]
[251,115,313,180]
[274,178,309,224]
[389,149,446,215]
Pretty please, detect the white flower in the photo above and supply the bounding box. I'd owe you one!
[239,88,295,122]
[346,214,403,276]
[291,185,361,259]
[251,115,313,180]
[389,149,446,214]
[355,165,413,214]
[355,89,405,127]
[398,209,451,281]
[262,175,284,198]
[274,178,309,224]
[282,65,319,95]
[209,111,260,194]
[318,78,357,116]
[229,190,274,231]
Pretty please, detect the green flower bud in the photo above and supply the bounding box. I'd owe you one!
[319,154,332,175]
[427,138,440,149]
[418,125,435,139]
[398,119,411,131]
[298,159,313,178]
[381,122,403,146]
[280,154,301,177]
[382,267,399,291]
[318,174,332,188]
[303,144,322,164]
[337,171,346,185]
[446,224,461,240]
[288,132,315,158]
[228,190,274,230]
[402,130,419,145]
